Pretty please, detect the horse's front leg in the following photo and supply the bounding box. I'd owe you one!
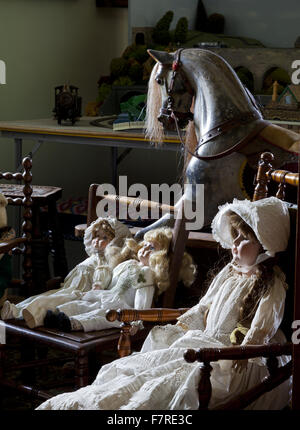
[134,201,183,240]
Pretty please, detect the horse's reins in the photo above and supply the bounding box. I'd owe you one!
[164,48,270,161]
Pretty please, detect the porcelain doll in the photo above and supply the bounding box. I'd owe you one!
[37,197,292,411]
[1,217,133,327]
[42,226,196,332]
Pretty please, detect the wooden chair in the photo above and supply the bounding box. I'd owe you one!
[106,151,300,409]
[1,180,68,294]
[0,156,68,295]
[0,157,33,296]
[74,183,222,357]
[75,184,218,250]
[0,181,198,404]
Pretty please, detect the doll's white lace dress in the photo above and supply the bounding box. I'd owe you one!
[1,256,155,331]
[55,259,155,332]
[1,253,108,327]
[37,263,292,410]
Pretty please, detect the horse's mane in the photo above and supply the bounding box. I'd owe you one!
[145,62,198,177]
[145,63,164,145]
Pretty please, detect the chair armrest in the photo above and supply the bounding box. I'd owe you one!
[0,237,27,253]
[106,308,189,324]
[184,342,292,364]
[184,342,292,411]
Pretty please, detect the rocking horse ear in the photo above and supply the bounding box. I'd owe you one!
[147,49,174,65]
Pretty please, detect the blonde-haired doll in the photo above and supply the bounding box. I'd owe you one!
[1,217,133,327]
[38,197,292,411]
[40,227,196,332]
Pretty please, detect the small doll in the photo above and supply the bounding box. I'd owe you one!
[37,197,292,411]
[41,227,196,332]
[1,217,133,327]
[0,193,15,308]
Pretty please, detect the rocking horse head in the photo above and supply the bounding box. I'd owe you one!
[146,48,267,161]
[147,50,194,132]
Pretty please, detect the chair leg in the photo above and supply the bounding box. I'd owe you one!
[20,339,36,384]
[31,238,51,294]
[0,345,5,408]
[75,351,89,388]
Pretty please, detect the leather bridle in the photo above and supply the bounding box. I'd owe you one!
[158,48,194,130]
[158,48,270,161]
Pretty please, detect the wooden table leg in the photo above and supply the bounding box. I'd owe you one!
[75,350,89,388]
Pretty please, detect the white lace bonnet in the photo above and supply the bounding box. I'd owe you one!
[211,196,290,258]
[84,217,131,256]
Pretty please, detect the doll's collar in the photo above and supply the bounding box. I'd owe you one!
[230,252,271,274]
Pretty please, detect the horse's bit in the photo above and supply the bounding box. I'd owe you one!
[157,48,194,131]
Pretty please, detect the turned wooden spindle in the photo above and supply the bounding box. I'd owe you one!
[197,362,213,410]
[253,152,274,201]
[118,323,132,358]
[184,349,212,410]
[22,157,33,295]
[106,308,188,324]
[105,309,118,322]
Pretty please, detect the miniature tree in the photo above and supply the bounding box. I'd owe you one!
[110,57,129,79]
[174,17,188,44]
[206,13,225,34]
[152,11,174,45]
[195,0,208,31]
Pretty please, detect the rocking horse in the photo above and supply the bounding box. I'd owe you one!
[139,47,300,234]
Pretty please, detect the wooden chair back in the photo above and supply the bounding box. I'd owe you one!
[253,151,299,409]
[86,183,175,227]
[0,157,33,295]
[85,183,188,308]
[253,152,298,339]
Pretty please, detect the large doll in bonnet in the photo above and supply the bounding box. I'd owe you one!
[37,197,292,410]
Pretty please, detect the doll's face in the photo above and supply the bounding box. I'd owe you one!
[138,240,160,266]
[231,231,261,269]
[92,228,114,252]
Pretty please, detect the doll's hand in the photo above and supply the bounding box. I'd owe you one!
[232,359,248,373]
[92,283,104,290]
[129,325,139,336]
[129,321,143,336]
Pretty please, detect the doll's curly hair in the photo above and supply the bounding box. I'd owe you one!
[124,227,196,295]
[228,211,277,329]
[84,217,134,269]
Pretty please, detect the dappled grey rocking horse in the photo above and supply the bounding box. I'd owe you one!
[138,48,300,236]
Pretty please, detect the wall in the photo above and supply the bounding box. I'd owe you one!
[129,0,300,48]
[204,0,300,48]
[129,0,198,39]
[0,0,179,200]
[0,0,124,198]
[204,47,300,93]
